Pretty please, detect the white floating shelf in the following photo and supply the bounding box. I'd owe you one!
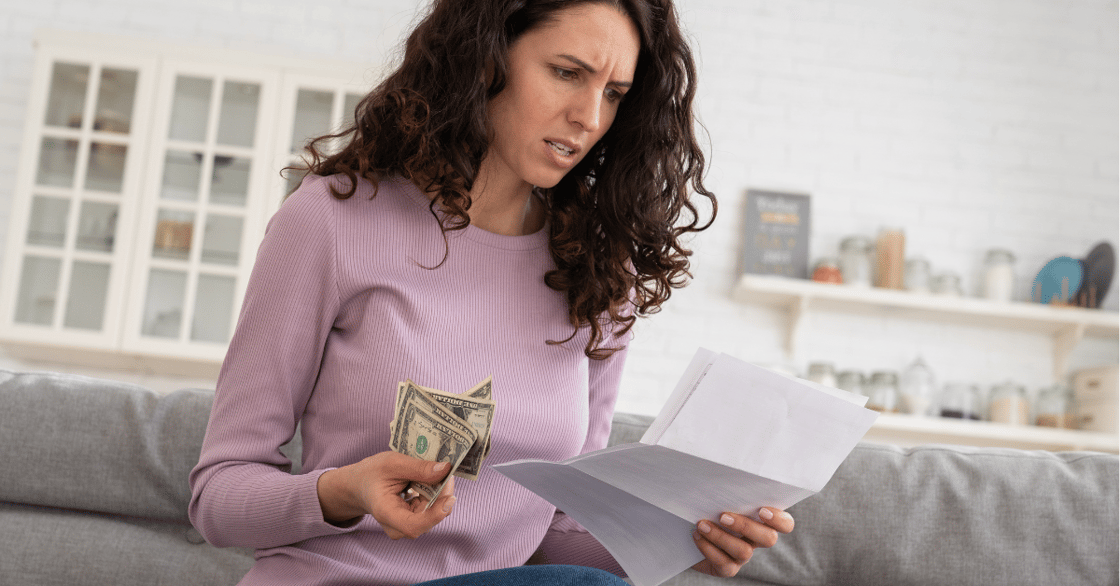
[732,274,1119,377]
[864,412,1118,453]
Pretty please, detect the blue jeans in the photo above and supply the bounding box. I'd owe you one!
[413,565,628,586]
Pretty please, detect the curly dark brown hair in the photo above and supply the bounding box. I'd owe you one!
[294,0,715,359]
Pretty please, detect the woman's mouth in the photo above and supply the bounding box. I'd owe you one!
[546,140,575,157]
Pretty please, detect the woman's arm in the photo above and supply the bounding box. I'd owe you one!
[188,178,356,548]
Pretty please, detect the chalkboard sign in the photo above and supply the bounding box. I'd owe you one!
[742,189,811,278]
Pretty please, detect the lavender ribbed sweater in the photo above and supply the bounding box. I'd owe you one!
[188,175,629,585]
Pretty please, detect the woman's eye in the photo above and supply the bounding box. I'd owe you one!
[605,88,623,103]
[554,67,577,80]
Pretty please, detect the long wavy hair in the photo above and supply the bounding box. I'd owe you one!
[295,0,716,359]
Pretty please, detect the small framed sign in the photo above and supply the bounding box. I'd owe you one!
[742,189,811,278]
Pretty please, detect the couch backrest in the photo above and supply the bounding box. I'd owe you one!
[0,370,223,522]
[741,442,1119,586]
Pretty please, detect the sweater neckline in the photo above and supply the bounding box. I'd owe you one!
[393,176,550,252]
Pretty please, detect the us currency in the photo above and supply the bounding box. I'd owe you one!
[389,380,477,510]
[421,377,495,480]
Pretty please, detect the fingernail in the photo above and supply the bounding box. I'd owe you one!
[720,514,735,526]
[442,496,456,514]
[434,462,449,472]
[759,508,774,521]
[698,521,711,534]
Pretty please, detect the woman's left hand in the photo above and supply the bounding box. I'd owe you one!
[691,507,795,578]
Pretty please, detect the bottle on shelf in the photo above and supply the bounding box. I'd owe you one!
[836,370,866,397]
[806,361,838,387]
[939,382,983,420]
[866,371,901,413]
[839,236,874,288]
[900,356,937,416]
[989,381,1031,425]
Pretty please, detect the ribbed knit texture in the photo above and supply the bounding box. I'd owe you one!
[188,175,629,585]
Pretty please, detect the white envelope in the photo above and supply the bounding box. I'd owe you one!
[493,348,878,586]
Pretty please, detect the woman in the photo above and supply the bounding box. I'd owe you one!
[188,0,794,584]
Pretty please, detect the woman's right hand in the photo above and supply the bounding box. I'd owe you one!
[317,451,457,539]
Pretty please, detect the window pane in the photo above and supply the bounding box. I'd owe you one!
[216,81,260,147]
[153,209,194,261]
[93,67,138,134]
[161,150,202,202]
[36,137,79,188]
[141,269,186,338]
[168,76,212,142]
[291,89,332,154]
[76,201,118,252]
[45,62,89,129]
[15,256,61,326]
[27,196,70,248]
[85,142,127,192]
[201,214,242,265]
[209,155,250,206]
[63,261,110,330]
[192,274,235,343]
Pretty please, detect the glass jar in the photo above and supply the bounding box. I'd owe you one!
[989,381,1030,425]
[838,236,874,288]
[875,227,906,290]
[1035,384,1075,428]
[939,382,983,420]
[806,362,837,387]
[866,371,900,413]
[904,257,931,293]
[835,370,865,397]
[930,272,963,297]
[811,258,843,284]
[900,356,937,416]
[983,248,1016,302]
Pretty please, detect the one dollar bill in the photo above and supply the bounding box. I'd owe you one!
[389,380,477,509]
[388,377,496,507]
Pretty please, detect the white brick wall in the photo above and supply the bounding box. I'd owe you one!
[0,0,1116,412]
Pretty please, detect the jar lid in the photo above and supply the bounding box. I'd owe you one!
[869,371,899,384]
[839,235,873,251]
[985,248,1016,263]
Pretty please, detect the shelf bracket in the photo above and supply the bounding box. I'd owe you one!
[1053,322,1086,382]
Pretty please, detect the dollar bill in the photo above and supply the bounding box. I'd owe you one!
[421,377,495,480]
[389,380,477,509]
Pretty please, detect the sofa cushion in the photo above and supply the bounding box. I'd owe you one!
[738,442,1119,586]
[0,502,253,585]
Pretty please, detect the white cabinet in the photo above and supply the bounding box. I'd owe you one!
[733,274,1119,452]
[1,31,373,375]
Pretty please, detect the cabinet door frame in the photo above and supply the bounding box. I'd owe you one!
[268,71,375,216]
[0,42,158,351]
[120,59,281,362]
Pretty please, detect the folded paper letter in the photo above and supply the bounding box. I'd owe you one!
[493,348,879,586]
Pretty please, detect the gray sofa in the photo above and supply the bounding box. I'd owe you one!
[1,368,1116,585]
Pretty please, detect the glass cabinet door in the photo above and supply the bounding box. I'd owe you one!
[5,54,151,345]
[272,74,367,211]
[125,63,276,355]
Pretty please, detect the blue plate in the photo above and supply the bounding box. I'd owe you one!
[1032,256,1084,304]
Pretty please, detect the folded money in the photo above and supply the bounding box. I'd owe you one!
[389,377,496,509]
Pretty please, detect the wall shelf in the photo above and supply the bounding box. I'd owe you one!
[732,274,1119,452]
[732,274,1119,378]
[864,412,1118,453]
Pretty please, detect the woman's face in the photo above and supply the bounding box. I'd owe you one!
[482,3,641,194]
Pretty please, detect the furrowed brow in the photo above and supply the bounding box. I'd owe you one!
[558,54,632,88]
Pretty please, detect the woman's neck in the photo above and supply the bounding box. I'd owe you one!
[465,162,547,237]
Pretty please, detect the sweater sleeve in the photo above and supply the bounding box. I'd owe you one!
[188,178,364,548]
[535,326,632,576]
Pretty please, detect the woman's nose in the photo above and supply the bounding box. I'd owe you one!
[568,89,604,133]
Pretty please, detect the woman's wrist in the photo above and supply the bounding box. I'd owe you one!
[317,466,365,526]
